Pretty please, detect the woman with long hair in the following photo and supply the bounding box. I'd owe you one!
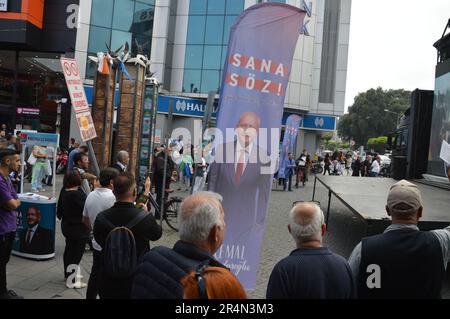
[57,170,89,288]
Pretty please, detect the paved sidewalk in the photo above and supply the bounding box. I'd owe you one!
[7,176,450,299]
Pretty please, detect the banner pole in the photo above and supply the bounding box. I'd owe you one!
[87,141,100,177]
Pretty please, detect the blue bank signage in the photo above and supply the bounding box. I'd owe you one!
[157,96,218,119]
[282,113,336,131]
[302,114,336,131]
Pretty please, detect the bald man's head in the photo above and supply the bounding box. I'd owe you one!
[178,192,225,243]
[236,112,261,147]
[289,202,325,245]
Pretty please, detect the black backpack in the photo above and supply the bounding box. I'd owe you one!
[97,211,148,279]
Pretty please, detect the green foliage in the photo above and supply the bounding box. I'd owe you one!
[367,136,388,153]
[338,87,410,146]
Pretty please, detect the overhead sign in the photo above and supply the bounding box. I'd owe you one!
[302,114,336,131]
[157,96,218,118]
[0,0,7,12]
[17,107,40,115]
[20,132,59,147]
[60,58,97,142]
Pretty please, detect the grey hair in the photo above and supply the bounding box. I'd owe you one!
[178,191,224,242]
[289,202,324,244]
[117,150,129,162]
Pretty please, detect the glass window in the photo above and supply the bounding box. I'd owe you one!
[17,52,65,132]
[187,16,206,44]
[223,15,237,44]
[88,26,111,53]
[183,70,201,93]
[185,45,204,69]
[201,70,220,93]
[226,0,244,15]
[112,0,135,31]
[132,2,154,57]
[205,15,224,45]
[111,30,133,52]
[91,0,114,27]
[189,0,207,15]
[207,0,225,14]
[86,52,97,80]
[203,46,222,70]
[136,0,155,5]
[0,51,15,109]
[221,46,228,69]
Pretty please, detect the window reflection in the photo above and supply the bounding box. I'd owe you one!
[203,46,222,70]
[91,0,114,27]
[112,0,135,31]
[185,45,204,69]
[17,52,67,132]
[184,0,244,93]
[0,51,15,124]
[205,16,224,45]
[183,70,201,93]
[86,0,155,79]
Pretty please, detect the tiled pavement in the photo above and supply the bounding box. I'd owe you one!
[7,176,450,299]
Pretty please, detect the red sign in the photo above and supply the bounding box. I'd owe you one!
[60,58,97,142]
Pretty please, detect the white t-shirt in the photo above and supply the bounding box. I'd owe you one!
[82,188,116,251]
[371,160,380,174]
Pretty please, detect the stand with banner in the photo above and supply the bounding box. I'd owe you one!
[207,3,306,289]
[278,114,302,182]
[12,132,59,260]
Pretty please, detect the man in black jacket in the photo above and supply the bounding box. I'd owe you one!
[348,180,450,298]
[131,191,227,299]
[153,145,175,210]
[94,173,162,299]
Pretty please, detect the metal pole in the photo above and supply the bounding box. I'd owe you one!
[109,68,120,165]
[149,82,159,171]
[102,73,110,166]
[326,190,332,228]
[312,175,317,201]
[159,100,173,226]
[87,141,100,176]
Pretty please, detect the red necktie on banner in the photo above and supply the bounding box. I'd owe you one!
[235,149,247,184]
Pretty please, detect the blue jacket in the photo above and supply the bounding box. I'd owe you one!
[131,240,226,299]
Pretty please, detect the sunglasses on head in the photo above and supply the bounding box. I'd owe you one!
[195,264,209,299]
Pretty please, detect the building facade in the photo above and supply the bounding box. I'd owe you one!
[1,0,351,155]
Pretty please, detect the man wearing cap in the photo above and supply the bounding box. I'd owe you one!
[348,180,450,298]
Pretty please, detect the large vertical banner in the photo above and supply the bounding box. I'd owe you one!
[208,3,306,289]
[278,115,302,179]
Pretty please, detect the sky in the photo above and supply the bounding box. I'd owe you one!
[344,0,450,112]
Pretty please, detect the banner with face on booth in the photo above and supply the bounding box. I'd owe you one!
[207,3,306,289]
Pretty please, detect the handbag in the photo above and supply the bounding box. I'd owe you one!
[27,153,37,165]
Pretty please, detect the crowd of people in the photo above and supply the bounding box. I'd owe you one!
[0,130,449,299]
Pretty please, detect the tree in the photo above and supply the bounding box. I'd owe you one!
[338,88,410,146]
[367,136,388,153]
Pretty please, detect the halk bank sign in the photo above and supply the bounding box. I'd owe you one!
[157,95,218,119]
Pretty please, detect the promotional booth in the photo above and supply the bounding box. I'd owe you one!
[12,132,59,260]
